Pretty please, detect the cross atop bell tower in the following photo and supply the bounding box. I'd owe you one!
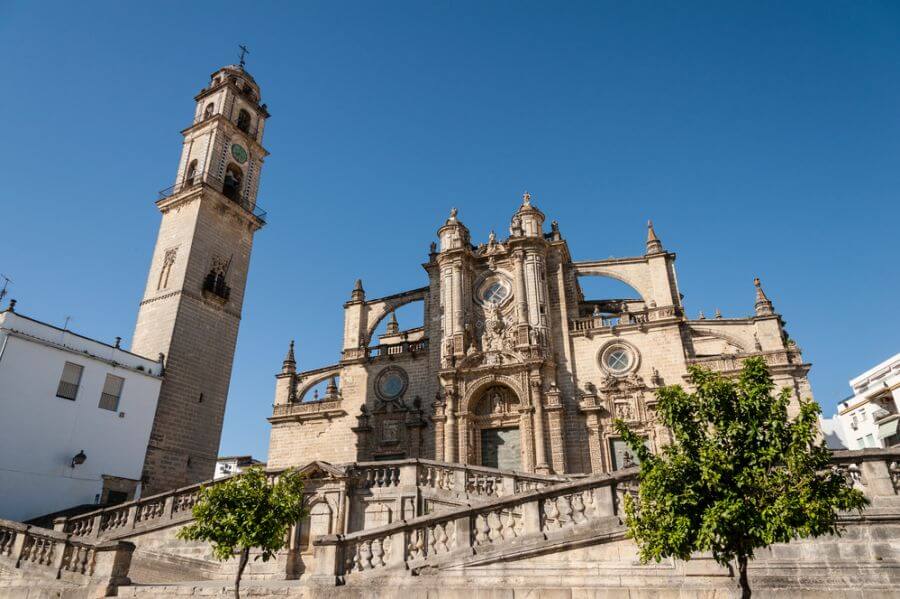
[131,63,270,495]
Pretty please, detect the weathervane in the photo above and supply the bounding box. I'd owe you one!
[238,44,250,68]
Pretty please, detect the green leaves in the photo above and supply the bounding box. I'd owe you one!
[177,467,307,562]
[616,357,868,572]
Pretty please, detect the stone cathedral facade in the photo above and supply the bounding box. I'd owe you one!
[268,196,811,475]
[132,64,268,494]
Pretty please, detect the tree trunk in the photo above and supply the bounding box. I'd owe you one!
[737,554,751,598]
[235,546,250,599]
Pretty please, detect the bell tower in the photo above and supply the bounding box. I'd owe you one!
[131,62,269,494]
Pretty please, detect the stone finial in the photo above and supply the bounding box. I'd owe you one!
[714,308,722,319]
[522,191,532,207]
[282,340,296,374]
[386,310,399,335]
[351,279,365,302]
[326,376,338,397]
[698,310,706,320]
[753,277,774,316]
[448,207,458,222]
[645,220,664,254]
[429,241,437,255]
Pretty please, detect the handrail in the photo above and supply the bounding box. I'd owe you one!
[157,172,267,223]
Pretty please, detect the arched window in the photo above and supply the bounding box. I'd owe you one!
[185,159,198,185]
[203,103,214,120]
[236,109,251,133]
[222,164,243,201]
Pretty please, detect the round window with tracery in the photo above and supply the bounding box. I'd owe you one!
[599,343,638,376]
[375,366,408,401]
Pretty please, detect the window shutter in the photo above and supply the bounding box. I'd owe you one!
[56,362,83,400]
[61,362,83,385]
[99,374,125,411]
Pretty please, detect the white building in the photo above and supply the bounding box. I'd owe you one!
[0,304,163,522]
[214,455,265,480]
[826,352,900,450]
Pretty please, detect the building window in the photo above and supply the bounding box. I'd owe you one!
[185,159,198,185]
[865,433,876,448]
[99,374,124,411]
[223,164,243,201]
[598,342,639,376]
[56,362,83,401]
[236,109,251,133]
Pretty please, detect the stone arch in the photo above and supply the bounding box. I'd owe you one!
[364,289,427,344]
[295,367,341,402]
[572,259,653,304]
[460,373,526,415]
[690,328,749,355]
[296,498,333,553]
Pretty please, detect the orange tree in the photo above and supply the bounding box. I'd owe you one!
[615,357,867,598]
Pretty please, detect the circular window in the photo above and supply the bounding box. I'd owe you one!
[599,343,639,376]
[606,349,631,372]
[375,367,408,401]
[475,275,513,307]
[482,281,509,304]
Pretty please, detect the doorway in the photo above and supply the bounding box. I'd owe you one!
[480,427,521,470]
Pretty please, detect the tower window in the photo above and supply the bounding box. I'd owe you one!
[223,164,243,201]
[203,258,231,301]
[185,160,198,186]
[157,248,177,290]
[203,103,214,120]
[236,109,251,133]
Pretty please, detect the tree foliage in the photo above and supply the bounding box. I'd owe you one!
[614,357,867,597]
[177,466,306,598]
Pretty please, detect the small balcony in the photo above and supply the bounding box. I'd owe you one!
[158,172,267,224]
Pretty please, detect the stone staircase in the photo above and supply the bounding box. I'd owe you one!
[46,458,570,585]
[8,450,900,597]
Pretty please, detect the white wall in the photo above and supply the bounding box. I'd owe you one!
[0,312,162,521]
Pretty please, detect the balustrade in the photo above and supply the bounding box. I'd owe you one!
[0,518,133,586]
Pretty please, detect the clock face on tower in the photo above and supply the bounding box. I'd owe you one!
[231,144,248,164]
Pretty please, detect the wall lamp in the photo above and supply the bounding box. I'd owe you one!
[70,450,87,468]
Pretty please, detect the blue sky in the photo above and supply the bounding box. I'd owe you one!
[1,1,898,460]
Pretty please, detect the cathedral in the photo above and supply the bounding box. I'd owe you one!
[268,196,811,476]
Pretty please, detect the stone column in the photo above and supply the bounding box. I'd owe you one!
[513,251,528,325]
[432,415,446,461]
[545,389,567,473]
[452,264,464,344]
[445,391,457,462]
[457,413,469,464]
[519,407,536,472]
[585,411,604,474]
[531,380,549,474]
